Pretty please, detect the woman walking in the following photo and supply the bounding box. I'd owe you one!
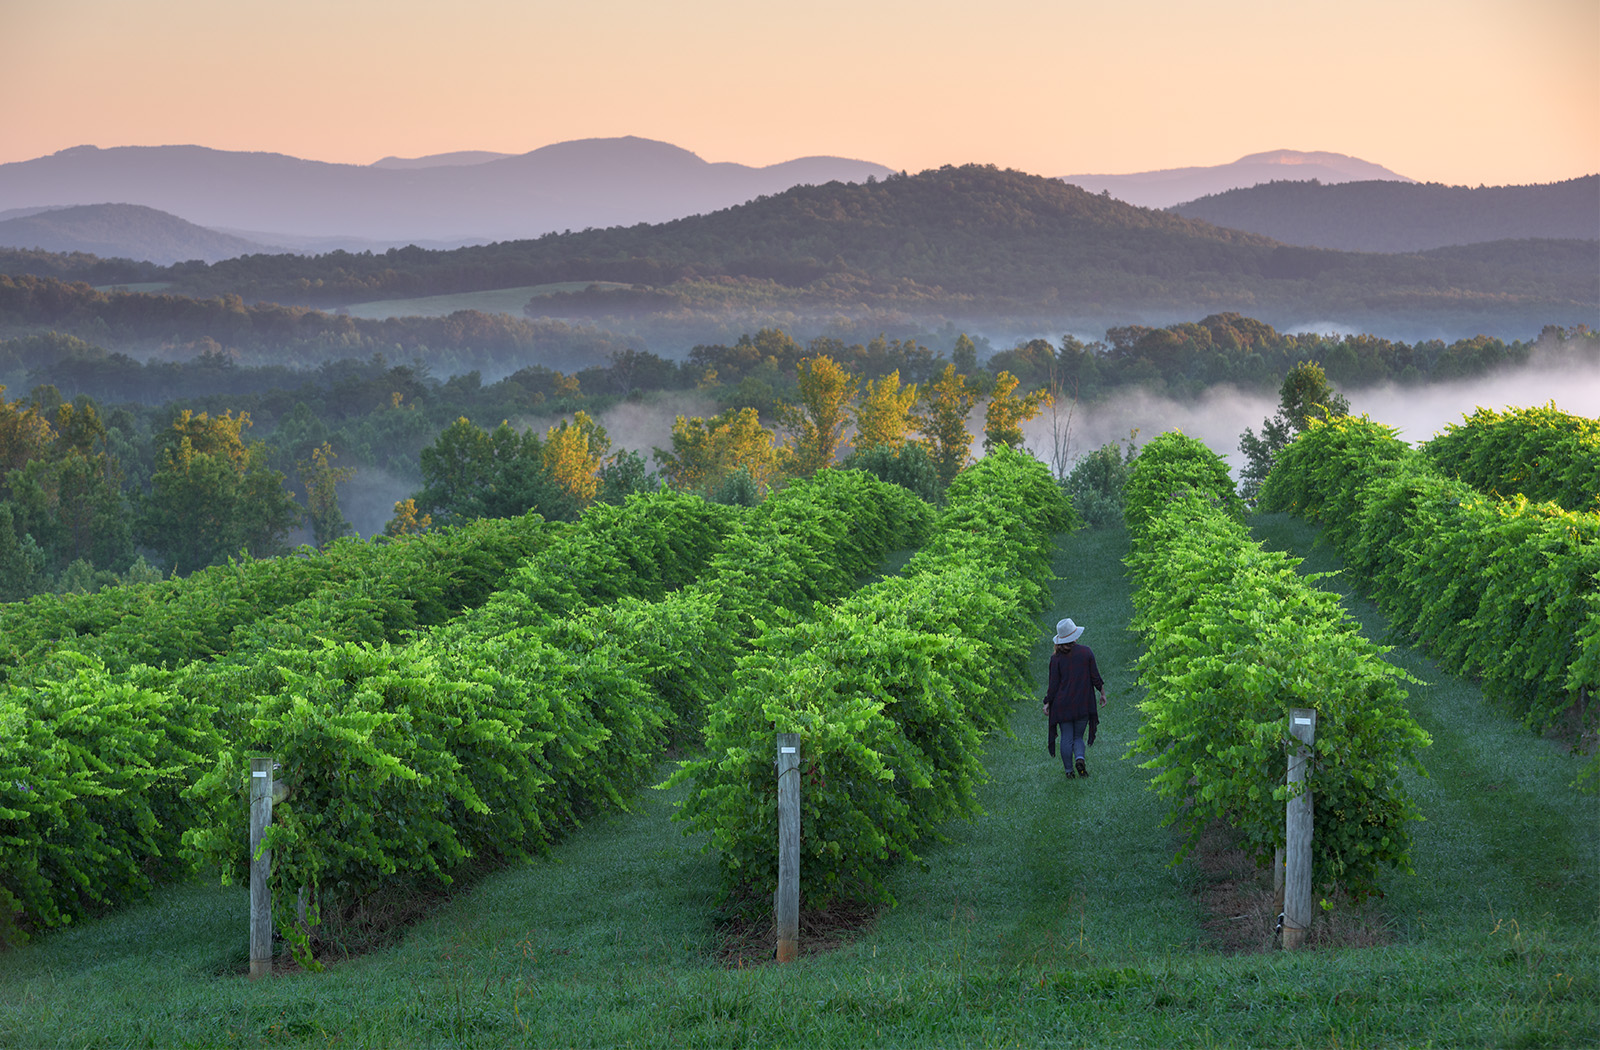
[1044,617,1107,778]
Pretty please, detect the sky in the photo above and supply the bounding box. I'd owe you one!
[2,0,1596,186]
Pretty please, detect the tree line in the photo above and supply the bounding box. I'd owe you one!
[0,314,1591,602]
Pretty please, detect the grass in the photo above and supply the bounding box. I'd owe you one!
[1,522,1595,1047]
[91,282,174,294]
[343,283,633,320]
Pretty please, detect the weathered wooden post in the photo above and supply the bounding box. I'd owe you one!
[775,733,801,963]
[1282,709,1317,950]
[249,755,274,979]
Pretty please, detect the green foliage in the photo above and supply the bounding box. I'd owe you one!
[181,633,655,933]
[135,409,301,573]
[1261,414,1600,783]
[1424,403,1600,513]
[919,364,975,487]
[1063,437,1139,528]
[444,488,739,639]
[1121,430,1245,540]
[708,465,761,507]
[1124,434,1430,900]
[596,448,659,505]
[0,388,133,591]
[1237,361,1350,504]
[174,468,932,958]
[843,442,942,504]
[297,442,354,548]
[668,448,1074,908]
[413,417,577,526]
[0,512,553,684]
[0,657,218,936]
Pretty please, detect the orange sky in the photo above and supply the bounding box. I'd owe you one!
[2,0,1596,185]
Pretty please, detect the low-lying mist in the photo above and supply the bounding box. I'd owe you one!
[333,354,1594,539]
[1024,350,1600,478]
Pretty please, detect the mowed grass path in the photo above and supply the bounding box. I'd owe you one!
[1,523,1595,1047]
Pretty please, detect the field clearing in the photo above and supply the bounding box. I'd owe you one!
[91,281,174,294]
[344,283,633,320]
[0,522,1594,1047]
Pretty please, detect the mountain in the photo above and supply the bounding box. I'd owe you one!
[1061,150,1413,209]
[2,166,1591,345]
[0,203,277,264]
[1169,176,1600,252]
[0,138,896,245]
[167,164,1281,304]
[141,166,1591,337]
[369,151,516,169]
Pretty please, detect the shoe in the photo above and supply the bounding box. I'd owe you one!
[1075,758,1089,778]
[1064,767,1076,779]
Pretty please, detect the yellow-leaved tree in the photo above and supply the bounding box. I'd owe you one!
[982,371,1050,453]
[782,355,859,477]
[852,369,920,453]
[919,364,976,487]
[542,410,611,507]
[656,407,787,500]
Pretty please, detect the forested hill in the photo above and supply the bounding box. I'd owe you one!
[0,203,277,264]
[152,165,1284,305]
[1169,176,1600,252]
[0,166,1594,332]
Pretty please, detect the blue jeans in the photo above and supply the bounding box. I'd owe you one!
[1050,717,1090,772]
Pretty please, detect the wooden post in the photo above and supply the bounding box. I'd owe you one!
[1282,709,1317,950]
[775,733,801,963]
[249,755,274,979]
[1272,846,1285,918]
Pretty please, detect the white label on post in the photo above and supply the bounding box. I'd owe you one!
[780,747,797,754]
[252,770,268,777]
[1293,717,1312,725]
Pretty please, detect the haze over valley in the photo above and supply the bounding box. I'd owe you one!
[0,0,1593,550]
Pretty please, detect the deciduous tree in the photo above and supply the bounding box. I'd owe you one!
[656,408,786,498]
[982,370,1049,453]
[853,369,920,453]
[782,355,858,477]
[543,410,610,507]
[298,442,355,548]
[1238,361,1351,503]
[919,364,976,487]
[136,409,301,573]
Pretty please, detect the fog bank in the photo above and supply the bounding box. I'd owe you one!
[1021,353,1600,478]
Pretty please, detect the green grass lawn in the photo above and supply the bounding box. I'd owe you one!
[343,283,633,320]
[1,522,1594,1048]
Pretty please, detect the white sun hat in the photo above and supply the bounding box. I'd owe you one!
[1053,618,1085,644]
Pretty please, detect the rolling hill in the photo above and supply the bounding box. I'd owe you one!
[1061,150,1413,209]
[0,203,276,264]
[1,165,1592,342]
[1170,176,1600,252]
[153,165,1594,328]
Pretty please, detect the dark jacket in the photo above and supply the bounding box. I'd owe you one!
[1045,643,1104,725]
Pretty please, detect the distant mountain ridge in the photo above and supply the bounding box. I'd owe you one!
[95,165,1589,336]
[0,203,277,264]
[1,165,1592,342]
[0,138,895,246]
[369,151,516,169]
[1170,176,1600,252]
[1062,150,1413,209]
